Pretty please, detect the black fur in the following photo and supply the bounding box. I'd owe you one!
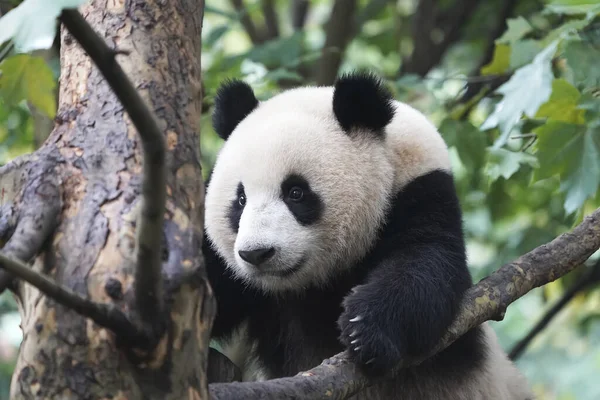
[280,174,323,226]
[332,72,395,135]
[205,170,485,381]
[227,182,245,233]
[212,80,259,140]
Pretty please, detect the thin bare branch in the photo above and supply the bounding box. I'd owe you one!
[262,0,279,40]
[315,0,359,86]
[509,258,600,360]
[210,207,600,400]
[459,0,520,103]
[231,0,264,44]
[0,251,151,347]
[60,10,166,326]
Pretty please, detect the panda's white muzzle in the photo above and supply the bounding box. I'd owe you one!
[233,197,311,280]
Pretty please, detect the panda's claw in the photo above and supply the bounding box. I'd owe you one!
[338,283,403,377]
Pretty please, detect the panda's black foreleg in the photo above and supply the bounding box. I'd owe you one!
[337,170,471,377]
[337,245,470,376]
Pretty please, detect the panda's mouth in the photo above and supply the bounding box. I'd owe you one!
[257,256,306,278]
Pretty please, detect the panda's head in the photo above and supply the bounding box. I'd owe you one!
[205,72,446,293]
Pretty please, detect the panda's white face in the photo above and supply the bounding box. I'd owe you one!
[205,88,396,293]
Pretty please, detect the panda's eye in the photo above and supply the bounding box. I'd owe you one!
[288,187,304,201]
[238,194,246,207]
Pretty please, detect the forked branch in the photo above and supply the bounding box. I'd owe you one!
[0,251,153,348]
[0,157,61,293]
[210,208,600,400]
[60,10,167,327]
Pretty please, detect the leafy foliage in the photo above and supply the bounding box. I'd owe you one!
[0,0,86,53]
[0,54,57,118]
[481,41,557,148]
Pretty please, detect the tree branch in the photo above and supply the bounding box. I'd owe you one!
[400,0,482,77]
[291,0,310,31]
[459,0,519,103]
[0,157,61,294]
[231,0,264,44]
[315,0,359,86]
[261,0,279,40]
[210,207,600,399]
[509,258,600,360]
[0,251,154,348]
[60,10,166,328]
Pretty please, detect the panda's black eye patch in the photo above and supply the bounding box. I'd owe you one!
[228,182,245,233]
[281,174,322,225]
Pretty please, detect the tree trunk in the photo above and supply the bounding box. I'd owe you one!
[3,1,212,398]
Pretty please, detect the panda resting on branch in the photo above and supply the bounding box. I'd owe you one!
[203,71,531,399]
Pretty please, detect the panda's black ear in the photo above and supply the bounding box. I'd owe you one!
[212,79,259,141]
[332,72,395,136]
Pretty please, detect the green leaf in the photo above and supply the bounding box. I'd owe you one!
[545,2,600,16]
[0,0,86,53]
[481,41,557,148]
[563,38,600,89]
[439,119,488,172]
[497,17,533,44]
[204,25,231,48]
[536,79,585,124]
[509,39,542,69]
[264,68,303,83]
[578,92,600,120]
[534,121,600,213]
[481,44,510,75]
[541,17,592,45]
[0,54,56,118]
[244,32,304,69]
[484,148,538,182]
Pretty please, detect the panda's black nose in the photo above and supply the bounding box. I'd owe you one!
[238,247,276,266]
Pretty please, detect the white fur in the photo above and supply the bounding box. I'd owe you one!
[205,86,450,293]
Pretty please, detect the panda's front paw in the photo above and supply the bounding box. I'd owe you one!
[337,285,402,376]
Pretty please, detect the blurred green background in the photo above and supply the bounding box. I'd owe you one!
[1,0,600,398]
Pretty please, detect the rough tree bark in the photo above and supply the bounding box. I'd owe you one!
[1,1,213,398]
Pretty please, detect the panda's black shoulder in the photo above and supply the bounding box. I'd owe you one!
[375,169,464,248]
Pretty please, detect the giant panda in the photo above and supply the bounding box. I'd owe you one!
[203,71,531,399]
